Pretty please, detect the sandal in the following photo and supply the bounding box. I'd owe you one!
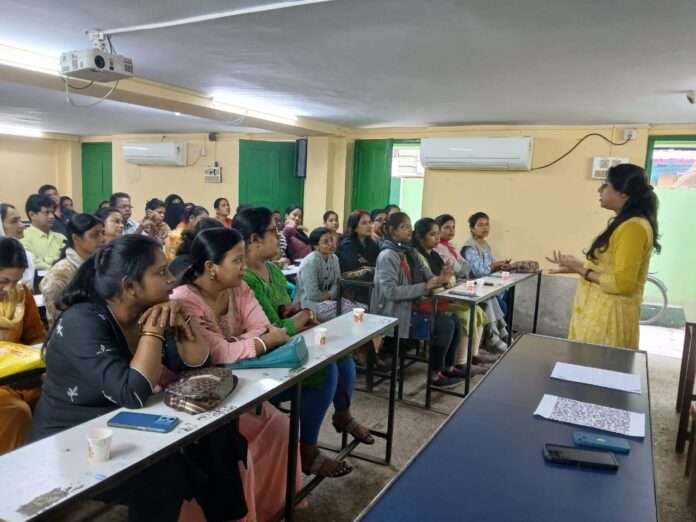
[332,417,376,445]
[302,452,352,478]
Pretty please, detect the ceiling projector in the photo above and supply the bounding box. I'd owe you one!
[59,48,133,82]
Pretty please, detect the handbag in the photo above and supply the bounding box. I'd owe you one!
[412,297,449,314]
[499,260,539,273]
[341,266,375,281]
[164,367,238,415]
[219,336,309,370]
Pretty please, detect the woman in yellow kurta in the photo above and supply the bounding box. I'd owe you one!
[547,163,660,349]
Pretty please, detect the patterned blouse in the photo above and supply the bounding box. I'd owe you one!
[244,262,297,335]
[30,301,207,440]
[39,248,83,329]
[295,251,340,312]
[461,237,496,278]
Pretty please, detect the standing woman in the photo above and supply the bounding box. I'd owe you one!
[323,210,342,242]
[282,205,312,263]
[30,235,248,520]
[40,214,105,328]
[94,207,125,244]
[372,212,463,387]
[547,164,660,349]
[214,198,233,228]
[0,203,35,287]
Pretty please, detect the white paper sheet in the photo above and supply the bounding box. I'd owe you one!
[533,394,645,437]
[551,362,642,394]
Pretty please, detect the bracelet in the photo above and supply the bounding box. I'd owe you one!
[306,309,316,322]
[254,336,267,355]
[584,268,594,282]
[140,331,165,343]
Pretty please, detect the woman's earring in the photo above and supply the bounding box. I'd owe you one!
[210,271,217,280]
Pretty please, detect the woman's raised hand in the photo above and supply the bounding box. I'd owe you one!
[546,250,578,274]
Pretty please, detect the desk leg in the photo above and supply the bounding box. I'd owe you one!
[677,324,693,412]
[284,383,302,521]
[386,326,399,465]
[465,304,475,396]
[426,308,436,408]
[677,330,696,452]
[532,272,542,334]
[336,280,342,316]
[506,286,516,346]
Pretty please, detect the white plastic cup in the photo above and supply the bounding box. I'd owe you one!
[501,271,511,282]
[353,308,365,322]
[475,278,486,289]
[86,428,113,463]
[314,327,328,346]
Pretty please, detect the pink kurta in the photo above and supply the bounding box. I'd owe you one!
[172,283,303,521]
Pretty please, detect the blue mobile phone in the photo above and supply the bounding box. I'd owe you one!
[573,431,630,454]
[107,412,180,433]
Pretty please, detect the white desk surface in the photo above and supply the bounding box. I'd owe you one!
[0,313,397,521]
[434,272,538,304]
[282,265,299,277]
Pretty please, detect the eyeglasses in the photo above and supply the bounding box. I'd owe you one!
[397,224,413,231]
[264,226,280,235]
[319,237,337,246]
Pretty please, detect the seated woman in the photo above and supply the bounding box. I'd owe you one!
[29,235,247,521]
[372,212,464,388]
[323,210,342,242]
[296,227,367,321]
[165,205,209,261]
[94,207,125,244]
[140,198,171,247]
[435,214,503,363]
[461,212,510,352]
[168,218,225,281]
[281,205,312,263]
[233,208,373,464]
[1,203,36,288]
[40,214,105,329]
[0,237,45,454]
[214,197,233,228]
[412,218,489,376]
[336,209,380,303]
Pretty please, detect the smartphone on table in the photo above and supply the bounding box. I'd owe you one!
[542,443,619,471]
[573,431,630,454]
[107,412,180,433]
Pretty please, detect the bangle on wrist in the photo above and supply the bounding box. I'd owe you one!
[584,268,594,282]
[254,336,267,355]
[140,331,165,343]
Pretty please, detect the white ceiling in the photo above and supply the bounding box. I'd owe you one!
[1,0,696,134]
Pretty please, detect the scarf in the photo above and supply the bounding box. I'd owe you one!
[439,239,461,262]
[415,244,445,276]
[382,240,427,285]
[0,283,26,332]
[462,236,489,261]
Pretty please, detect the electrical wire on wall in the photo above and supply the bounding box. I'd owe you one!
[531,133,631,171]
[64,78,119,107]
[211,100,247,127]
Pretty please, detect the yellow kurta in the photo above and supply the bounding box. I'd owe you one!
[568,217,653,349]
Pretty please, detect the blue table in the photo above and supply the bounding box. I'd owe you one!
[361,334,656,522]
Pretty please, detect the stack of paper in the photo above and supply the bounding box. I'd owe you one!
[551,362,641,394]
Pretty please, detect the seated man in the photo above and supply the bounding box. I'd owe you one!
[20,195,66,271]
[38,184,75,235]
[110,191,140,235]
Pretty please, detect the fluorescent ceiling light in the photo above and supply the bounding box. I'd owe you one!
[0,125,44,138]
[0,44,58,75]
[211,93,298,123]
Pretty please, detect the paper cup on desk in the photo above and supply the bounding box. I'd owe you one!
[353,308,365,322]
[465,280,475,293]
[314,327,328,346]
[86,428,113,463]
[475,279,485,289]
[501,271,511,282]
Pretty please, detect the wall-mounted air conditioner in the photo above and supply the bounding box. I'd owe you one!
[122,142,187,166]
[420,137,534,171]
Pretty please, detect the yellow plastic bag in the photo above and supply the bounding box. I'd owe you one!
[0,341,45,379]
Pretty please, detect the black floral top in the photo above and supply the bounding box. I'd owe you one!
[30,301,208,440]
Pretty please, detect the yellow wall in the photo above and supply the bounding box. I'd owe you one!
[342,126,651,269]
[0,135,81,216]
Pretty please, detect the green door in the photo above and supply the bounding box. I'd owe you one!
[351,139,393,211]
[239,140,303,212]
[82,143,112,213]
